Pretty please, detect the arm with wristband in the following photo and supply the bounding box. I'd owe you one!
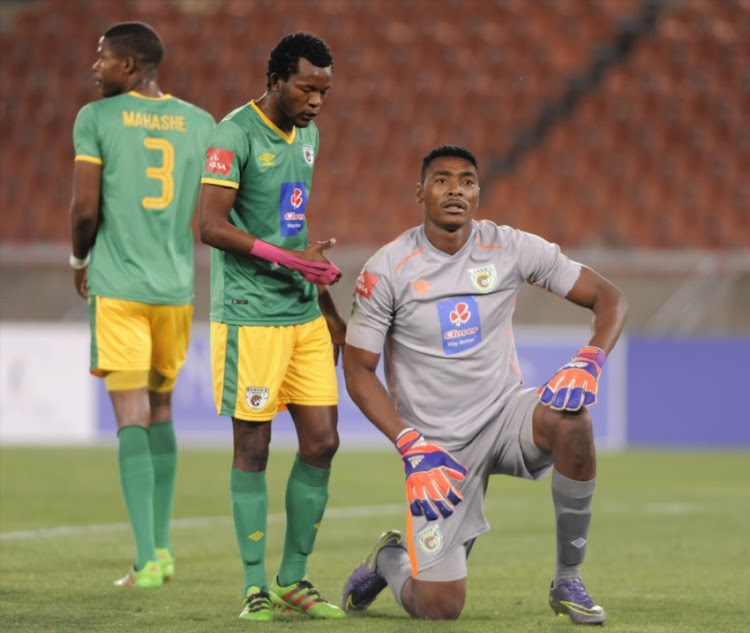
[395,428,467,521]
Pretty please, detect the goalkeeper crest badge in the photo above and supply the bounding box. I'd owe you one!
[417,524,443,555]
[468,265,497,293]
[245,387,269,411]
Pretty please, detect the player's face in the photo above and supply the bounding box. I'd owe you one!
[274,57,333,128]
[417,156,480,233]
[92,38,128,98]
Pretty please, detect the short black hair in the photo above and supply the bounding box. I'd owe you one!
[103,22,164,67]
[421,145,479,183]
[266,32,334,89]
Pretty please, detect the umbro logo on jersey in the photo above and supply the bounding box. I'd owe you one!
[412,279,430,295]
[258,152,275,167]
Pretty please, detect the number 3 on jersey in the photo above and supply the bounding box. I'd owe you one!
[142,137,175,210]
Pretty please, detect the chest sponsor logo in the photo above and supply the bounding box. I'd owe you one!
[436,296,482,355]
[245,387,269,411]
[355,270,379,299]
[302,144,315,166]
[417,524,443,555]
[258,152,275,167]
[468,265,497,293]
[279,181,307,236]
[205,147,234,175]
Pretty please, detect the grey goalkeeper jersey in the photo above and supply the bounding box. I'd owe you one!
[346,219,582,451]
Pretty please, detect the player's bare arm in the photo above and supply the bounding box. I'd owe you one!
[565,265,628,354]
[197,182,248,254]
[69,160,102,298]
[537,266,628,412]
[343,344,407,441]
[317,286,346,364]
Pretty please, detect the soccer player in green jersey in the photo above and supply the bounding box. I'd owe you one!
[197,32,346,621]
[69,22,215,589]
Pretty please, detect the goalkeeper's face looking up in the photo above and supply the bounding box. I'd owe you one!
[416,148,481,242]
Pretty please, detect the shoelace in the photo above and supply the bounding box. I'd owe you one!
[245,591,271,612]
[291,580,327,603]
[563,579,596,607]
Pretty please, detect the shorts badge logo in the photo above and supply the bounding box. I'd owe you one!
[417,524,443,555]
[245,387,269,411]
[302,144,315,166]
[468,265,497,293]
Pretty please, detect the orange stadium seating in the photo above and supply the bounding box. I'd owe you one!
[1,0,747,248]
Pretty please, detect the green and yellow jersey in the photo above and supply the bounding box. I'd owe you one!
[73,91,215,305]
[201,100,321,326]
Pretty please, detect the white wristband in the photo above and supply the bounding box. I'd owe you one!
[69,253,90,269]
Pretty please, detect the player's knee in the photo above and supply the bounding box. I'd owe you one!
[299,431,340,465]
[415,591,464,620]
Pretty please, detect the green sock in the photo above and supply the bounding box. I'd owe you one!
[231,468,268,593]
[118,425,156,570]
[277,456,330,586]
[149,420,177,552]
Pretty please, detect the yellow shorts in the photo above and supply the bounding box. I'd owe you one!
[89,296,193,380]
[210,316,338,421]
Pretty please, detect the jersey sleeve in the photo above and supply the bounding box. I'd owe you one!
[345,252,395,354]
[72,104,102,165]
[200,119,248,189]
[514,229,582,297]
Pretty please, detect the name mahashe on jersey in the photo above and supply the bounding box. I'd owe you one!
[121,111,188,132]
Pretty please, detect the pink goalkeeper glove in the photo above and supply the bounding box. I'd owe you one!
[395,428,467,521]
[538,346,606,411]
[250,239,340,284]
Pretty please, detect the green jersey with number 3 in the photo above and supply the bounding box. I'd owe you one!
[73,91,215,304]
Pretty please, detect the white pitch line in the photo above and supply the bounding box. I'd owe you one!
[0,503,406,542]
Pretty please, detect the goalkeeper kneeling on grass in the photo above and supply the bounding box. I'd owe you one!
[341,145,628,623]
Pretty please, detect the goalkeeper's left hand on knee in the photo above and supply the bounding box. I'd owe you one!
[538,346,606,411]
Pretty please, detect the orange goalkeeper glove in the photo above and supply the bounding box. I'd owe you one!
[395,428,467,521]
[538,346,606,412]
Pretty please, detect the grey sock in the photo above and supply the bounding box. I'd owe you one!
[377,544,412,607]
[552,468,596,586]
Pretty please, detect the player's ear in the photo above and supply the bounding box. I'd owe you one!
[122,55,136,74]
[269,72,282,92]
[416,182,424,204]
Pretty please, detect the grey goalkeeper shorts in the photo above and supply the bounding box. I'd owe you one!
[410,387,553,581]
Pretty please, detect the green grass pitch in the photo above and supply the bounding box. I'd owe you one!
[1,446,748,632]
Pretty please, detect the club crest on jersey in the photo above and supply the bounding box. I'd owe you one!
[417,524,443,555]
[279,181,307,236]
[436,296,482,356]
[468,265,497,293]
[302,144,315,166]
[245,387,269,411]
